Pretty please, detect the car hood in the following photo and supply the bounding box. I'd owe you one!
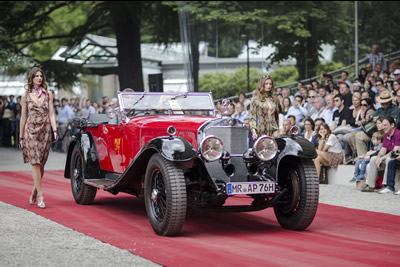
[129,115,214,148]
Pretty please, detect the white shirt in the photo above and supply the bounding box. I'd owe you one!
[323,107,337,126]
[326,134,342,153]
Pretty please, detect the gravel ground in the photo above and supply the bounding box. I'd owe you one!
[1,147,399,266]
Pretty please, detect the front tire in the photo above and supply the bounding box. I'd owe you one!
[144,154,187,236]
[274,158,319,230]
[70,143,97,204]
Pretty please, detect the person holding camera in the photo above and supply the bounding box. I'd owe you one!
[362,116,400,192]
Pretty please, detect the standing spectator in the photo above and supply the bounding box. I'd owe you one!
[231,102,248,123]
[238,92,251,111]
[314,122,343,178]
[362,117,400,192]
[57,98,74,152]
[249,75,280,139]
[243,118,254,148]
[84,99,96,115]
[353,44,387,71]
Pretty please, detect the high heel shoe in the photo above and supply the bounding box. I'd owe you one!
[37,195,46,209]
[29,188,37,205]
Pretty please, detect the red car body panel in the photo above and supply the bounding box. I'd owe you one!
[87,115,213,173]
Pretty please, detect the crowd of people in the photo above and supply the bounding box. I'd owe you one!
[0,92,118,153]
[2,44,400,199]
[216,46,400,195]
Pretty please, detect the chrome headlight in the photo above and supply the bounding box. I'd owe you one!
[253,135,278,161]
[200,136,223,162]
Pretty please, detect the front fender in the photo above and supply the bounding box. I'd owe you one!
[276,136,317,161]
[144,136,198,162]
[64,131,102,179]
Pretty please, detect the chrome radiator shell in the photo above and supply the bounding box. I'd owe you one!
[198,119,249,183]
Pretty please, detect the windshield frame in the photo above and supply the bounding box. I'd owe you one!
[117,91,216,116]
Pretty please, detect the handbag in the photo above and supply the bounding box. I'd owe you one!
[361,119,377,138]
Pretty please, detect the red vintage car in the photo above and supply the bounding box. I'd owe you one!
[64,91,319,236]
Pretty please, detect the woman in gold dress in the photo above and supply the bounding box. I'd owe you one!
[249,75,280,140]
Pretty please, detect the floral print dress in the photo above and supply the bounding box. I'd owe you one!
[22,92,51,165]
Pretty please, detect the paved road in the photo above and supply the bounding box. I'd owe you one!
[0,147,399,266]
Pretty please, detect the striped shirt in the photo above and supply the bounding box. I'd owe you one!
[359,52,387,71]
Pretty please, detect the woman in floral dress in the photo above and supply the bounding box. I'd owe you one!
[19,67,58,209]
[249,75,280,140]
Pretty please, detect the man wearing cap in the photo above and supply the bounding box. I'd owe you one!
[355,90,398,157]
[393,69,400,80]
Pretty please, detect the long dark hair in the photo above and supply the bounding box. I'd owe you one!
[317,122,331,140]
[26,67,48,93]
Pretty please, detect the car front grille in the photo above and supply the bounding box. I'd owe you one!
[202,125,249,182]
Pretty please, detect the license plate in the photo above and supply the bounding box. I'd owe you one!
[227,182,275,195]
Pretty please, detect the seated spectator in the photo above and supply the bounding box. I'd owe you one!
[302,117,315,142]
[231,102,248,122]
[287,115,296,128]
[347,98,376,160]
[305,89,317,118]
[326,79,336,93]
[310,96,326,122]
[330,94,352,131]
[280,119,291,136]
[339,71,352,91]
[286,95,307,125]
[281,87,294,105]
[349,131,383,183]
[314,122,343,178]
[323,94,337,126]
[318,87,328,103]
[353,82,362,93]
[339,82,353,108]
[359,68,368,84]
[362,117,400,192]
[280,97,292,116]
[354,91,397,158]
[378,152,400,194]
[312,118,325,147]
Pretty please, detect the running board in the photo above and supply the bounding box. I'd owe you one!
[84,179,114,189]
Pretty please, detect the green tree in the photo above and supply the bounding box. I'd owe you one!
[261,1,352,80]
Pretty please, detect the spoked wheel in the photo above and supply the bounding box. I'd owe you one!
[274,158,319,230]
[70,143,97,204]
[144,154,187,236]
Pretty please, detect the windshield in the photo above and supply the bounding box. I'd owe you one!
[118,92,216,116]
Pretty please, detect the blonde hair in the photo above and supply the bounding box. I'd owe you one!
[26,67,48,93]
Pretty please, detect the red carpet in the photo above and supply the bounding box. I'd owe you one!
[1,170,399,266]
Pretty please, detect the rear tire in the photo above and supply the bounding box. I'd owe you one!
[274,158,319,230]
[70,143,97,204]
[144,154,187,236]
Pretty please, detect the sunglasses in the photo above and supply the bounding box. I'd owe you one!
[361,104,369,107]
